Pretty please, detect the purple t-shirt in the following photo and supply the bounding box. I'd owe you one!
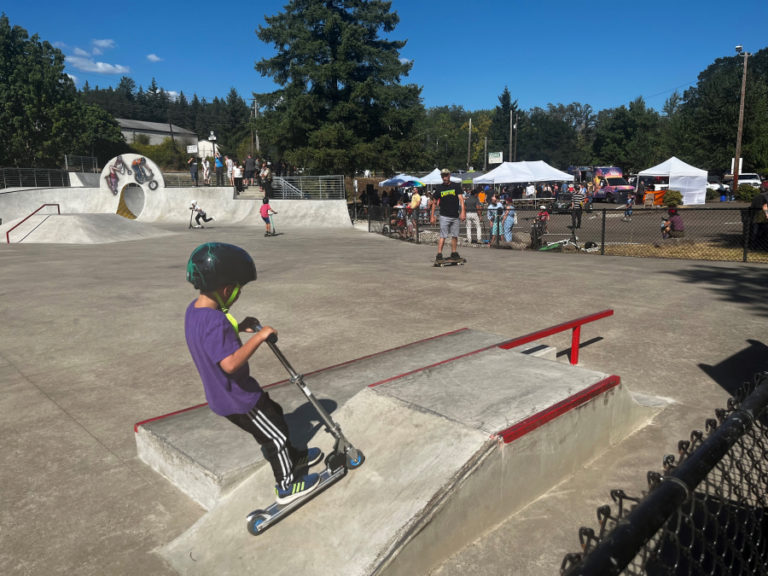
[185,301,263,416]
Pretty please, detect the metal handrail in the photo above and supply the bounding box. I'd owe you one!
[6,203,61,244]
[498,309,614,365]
[0,168,71,189]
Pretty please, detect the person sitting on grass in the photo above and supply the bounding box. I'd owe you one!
[661,207,685,239]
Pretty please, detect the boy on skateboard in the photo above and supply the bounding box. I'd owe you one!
[430,168,466,263]
[260,197,278,236]
[185,242,323,504]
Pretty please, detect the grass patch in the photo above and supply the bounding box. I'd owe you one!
[599,242,768,263]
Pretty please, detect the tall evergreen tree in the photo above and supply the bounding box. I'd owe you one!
[488,87,518,161]
[254,0,423,173]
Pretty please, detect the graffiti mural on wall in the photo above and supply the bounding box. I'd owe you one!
[131,157,159,190]
[105,155,131,195]
[103,155,159,195]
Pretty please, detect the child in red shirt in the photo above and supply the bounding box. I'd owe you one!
[260,197,278,236]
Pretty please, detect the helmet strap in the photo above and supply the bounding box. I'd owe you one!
[214,284,241,333]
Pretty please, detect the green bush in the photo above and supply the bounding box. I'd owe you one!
[663,189,683,207]
[130,137,186,170]
[736,184,760,203]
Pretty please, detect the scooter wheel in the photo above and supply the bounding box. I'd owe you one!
[246,511,270,535]
[347,450,365,470]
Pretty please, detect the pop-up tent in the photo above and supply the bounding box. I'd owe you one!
[420,168,462,184]
[379,173,422,187]
[473,161,574,184]
[638,157,707,205]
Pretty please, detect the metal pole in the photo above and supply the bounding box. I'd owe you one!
[733,49,749,194]
[467,117,472,171]
[513,113,519,161]
[509,112,513,162]
[600,209,606,255]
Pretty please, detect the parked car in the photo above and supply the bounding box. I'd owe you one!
[707,175,730,194]
[724,173,762,188]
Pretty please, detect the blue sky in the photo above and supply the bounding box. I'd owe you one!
[4,0,766,113]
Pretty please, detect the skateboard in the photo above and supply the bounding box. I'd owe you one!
[434,257,466,267]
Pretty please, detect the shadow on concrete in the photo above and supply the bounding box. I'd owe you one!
[557,336,604,362]
[285,398,338,447]
[665,264,768,319]
[699,339,768,396]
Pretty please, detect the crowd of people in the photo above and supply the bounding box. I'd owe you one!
[362,174,703,250]
[187,154,298,199]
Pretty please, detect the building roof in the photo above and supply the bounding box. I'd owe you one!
[116,118,197,136]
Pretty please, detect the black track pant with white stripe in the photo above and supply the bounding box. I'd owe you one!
[226,392,301,490]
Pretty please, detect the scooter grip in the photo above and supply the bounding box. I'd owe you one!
[252,319,278,344]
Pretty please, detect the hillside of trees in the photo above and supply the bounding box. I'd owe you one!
[3,5,767,177]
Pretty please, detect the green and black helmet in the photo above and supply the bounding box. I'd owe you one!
[186,242,256,291]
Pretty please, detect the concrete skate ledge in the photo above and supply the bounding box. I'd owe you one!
[134,328,508,509]
[158,348,659,576]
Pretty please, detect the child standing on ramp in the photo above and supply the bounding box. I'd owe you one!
[260,197,278,236]
[185,243,323,503]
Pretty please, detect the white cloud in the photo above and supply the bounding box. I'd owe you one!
[147,53,162,63]
[66,55,130,75]
[67,73,78,85]
[92,39,115,49]
[73,47,90,57]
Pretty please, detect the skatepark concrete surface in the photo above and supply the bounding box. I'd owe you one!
[1,185,767,575]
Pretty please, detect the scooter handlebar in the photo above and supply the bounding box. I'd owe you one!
[252,319,278,344]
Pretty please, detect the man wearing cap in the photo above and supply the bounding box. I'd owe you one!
[430,169,466,262]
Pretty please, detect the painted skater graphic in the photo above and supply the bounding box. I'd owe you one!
[104,155,131,195]
[131,157,159,190]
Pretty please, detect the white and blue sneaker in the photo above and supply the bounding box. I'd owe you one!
[275,473,320,504]
[294,447,324,469]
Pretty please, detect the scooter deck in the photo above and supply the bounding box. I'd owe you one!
[246,463,347,535]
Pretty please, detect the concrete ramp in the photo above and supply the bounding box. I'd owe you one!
[0,186,351,236]
[2,213,178,244]
[155,346,657,576]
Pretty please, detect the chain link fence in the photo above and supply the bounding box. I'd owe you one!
[560,372,768,576]
[363,204,768,264]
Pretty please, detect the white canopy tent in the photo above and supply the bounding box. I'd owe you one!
[378,173,422,187]
[637,157,707,205]
[420,168,462,184]
[473,161,574,184]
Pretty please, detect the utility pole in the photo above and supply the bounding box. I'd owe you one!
[513,113,519,161]
[467,117,472,171]
[509,112,513,162]
[483,137,488,171]
[249,98,261,155]
[733,45,749,193]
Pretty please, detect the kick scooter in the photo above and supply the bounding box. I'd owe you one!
[245,321,365,535]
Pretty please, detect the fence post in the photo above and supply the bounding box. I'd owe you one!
[600,209,606,255]
[743,208,751,263]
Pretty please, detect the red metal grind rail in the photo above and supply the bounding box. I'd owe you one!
[497,309,614,365]
[6,203,61,243]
